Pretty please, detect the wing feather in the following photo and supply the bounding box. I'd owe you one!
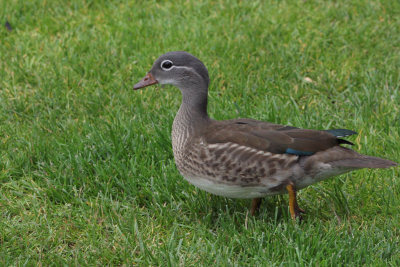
[203,119,354,156]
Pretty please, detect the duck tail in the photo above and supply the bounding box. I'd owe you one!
[307,146,398,169]
[331,155,398,169]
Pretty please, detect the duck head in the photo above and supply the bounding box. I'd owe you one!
[134,51,209,91]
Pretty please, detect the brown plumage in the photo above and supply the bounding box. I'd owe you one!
[202,119,343,154]
[133,51,398,220]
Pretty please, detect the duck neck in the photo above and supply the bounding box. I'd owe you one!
[172,83,210,151]
[181,89,208,118]
[177,78,210,124]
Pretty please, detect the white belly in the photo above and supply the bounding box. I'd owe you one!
[183,175,280,199]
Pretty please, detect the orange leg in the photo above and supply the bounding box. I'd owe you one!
[250,198,262,216]
[286,183,305,220]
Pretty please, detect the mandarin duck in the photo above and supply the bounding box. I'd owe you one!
[134,51,397,220]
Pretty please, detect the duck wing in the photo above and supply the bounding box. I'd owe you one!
[203,119,356,156]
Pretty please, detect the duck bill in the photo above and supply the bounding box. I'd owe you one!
[133,73,158,90]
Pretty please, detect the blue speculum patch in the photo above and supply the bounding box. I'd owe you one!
[285,148,314,156]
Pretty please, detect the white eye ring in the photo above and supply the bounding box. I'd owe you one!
[160,60,174,70]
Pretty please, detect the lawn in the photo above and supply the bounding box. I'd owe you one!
[1,0,400,265]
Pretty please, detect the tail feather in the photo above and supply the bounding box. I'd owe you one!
[325,129,357,138]
[331,156,398,169]
[306,146,398,169]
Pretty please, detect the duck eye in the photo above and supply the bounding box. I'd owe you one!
[161,60,173,70]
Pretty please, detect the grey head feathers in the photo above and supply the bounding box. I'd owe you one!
[149,51,210,89]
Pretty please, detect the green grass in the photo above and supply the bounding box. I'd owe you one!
[1,0,400,265]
